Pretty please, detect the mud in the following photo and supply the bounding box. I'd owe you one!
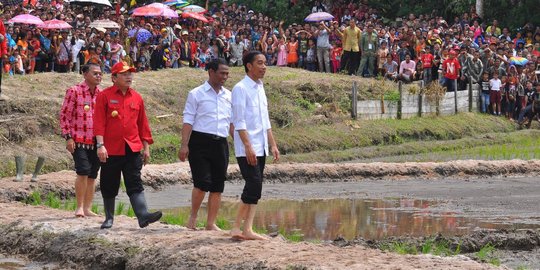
[0,203,501,270]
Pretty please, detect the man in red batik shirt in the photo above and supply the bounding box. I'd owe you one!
[93,61,162,229]
[60,63,103,218]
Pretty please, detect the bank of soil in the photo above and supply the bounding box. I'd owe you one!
[1,159,539,202]
[0,202,501,269]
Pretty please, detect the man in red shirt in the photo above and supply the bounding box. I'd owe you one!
[442,50,461,92]
[94,61,162,229]
[0,15,7,99]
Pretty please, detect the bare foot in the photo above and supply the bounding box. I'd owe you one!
[186,216,197,230]
[83,210,98,217]
[230,228,245,240]
[205,224,222,231]
[75,208,85,218]
[242,231,269,240]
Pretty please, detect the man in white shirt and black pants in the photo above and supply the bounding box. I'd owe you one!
[230,51,280,240]
[179,58,232,230]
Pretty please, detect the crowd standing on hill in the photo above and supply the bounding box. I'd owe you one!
[1,0,540,123]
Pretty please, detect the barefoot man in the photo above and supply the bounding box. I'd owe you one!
[60,63,103,217]
[230,51,280,240]
[178,58,232,230]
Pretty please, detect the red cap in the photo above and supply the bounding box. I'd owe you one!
[111,61,136,75]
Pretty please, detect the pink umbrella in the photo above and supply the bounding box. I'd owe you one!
[40,19,73,29]
[8,14,44,25]
[181,12,208,23]
[132,3,179,18]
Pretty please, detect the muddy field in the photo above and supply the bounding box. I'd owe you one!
[1,160,540,269]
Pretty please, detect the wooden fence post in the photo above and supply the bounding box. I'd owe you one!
[468,77,473,112]
[454,79,458,114]
[351,81,358,119]
[418,81,424,117]
[397,81,402,119]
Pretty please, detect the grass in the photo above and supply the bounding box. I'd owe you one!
[380,238,462,257]
[476,244,501,266]
[279,228,305,242]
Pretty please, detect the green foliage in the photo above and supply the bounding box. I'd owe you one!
[26,190,42,205]
[127,206,135,218]
[228,0,312,26]
[216,217,232,230]
[161,213,187,226]
[91,204,100,215]
[116,201,126,215]
[381,241,418,255]
[384,90,401,102]
[476,244,501,266]
[279,228,304,242]
[45,192,61,209]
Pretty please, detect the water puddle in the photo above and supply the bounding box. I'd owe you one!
[162,198,540,240]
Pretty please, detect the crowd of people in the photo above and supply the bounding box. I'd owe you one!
[1,0,540,123]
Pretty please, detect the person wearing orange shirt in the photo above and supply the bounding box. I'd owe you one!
[93,61,162,229]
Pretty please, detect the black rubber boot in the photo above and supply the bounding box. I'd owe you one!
[15,156,25,182]
[129,192,162,228]
[100,198,115,229]
[31,156,45,182]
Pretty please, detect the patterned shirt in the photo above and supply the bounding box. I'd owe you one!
[60,81,101,147]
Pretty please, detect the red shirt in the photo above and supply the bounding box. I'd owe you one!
[420,53,434,68]
[93,85,153,156]
[60,81,101,146]
[442,58,461,80]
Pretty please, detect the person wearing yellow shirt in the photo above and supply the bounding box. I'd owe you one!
[337,19,361,75]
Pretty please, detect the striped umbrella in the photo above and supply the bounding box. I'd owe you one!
[163,0,189,8]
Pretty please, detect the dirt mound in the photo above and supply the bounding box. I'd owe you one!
[0,203,501,270]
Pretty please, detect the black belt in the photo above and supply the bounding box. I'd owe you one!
[191,130,226,141]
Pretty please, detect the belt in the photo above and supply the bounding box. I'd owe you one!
[191,130,226,141]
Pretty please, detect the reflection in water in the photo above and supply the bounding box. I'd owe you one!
[163,198,539,240]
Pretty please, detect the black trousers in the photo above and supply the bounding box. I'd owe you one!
[340,50,360,75]
[188,131,229,193]
[100,144,144,199]
[237,155,266,204]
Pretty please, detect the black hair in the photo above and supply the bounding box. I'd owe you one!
[81,63,101,74]
[243,50,263,73]
[207,58,228,72]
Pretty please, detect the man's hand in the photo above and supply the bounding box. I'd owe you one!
[97,146,108,163]
[143,146,150,166]
[271,146,280,163]
[178,144,189,162]
[66,139,75,153]
[245,144,257,166]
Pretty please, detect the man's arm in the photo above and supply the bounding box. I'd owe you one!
[178,123,192,162]
[59,87,76,153]
[238,130,257,166]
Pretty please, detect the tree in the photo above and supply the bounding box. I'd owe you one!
[476,0,484,19]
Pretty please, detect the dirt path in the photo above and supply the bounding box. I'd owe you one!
[0,202,502,270]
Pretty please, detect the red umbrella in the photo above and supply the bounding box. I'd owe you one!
[181,12,208,23]
[40,19,73,29]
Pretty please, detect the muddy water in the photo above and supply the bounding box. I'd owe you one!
[162,198,539,240]
[0,253,60,270]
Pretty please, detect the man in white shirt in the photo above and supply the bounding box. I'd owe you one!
[230,51,280,240]
[398,54,416,83]
[179,58,232,231]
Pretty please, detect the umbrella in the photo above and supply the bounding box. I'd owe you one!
[181,12,208,23]
[509,56,529,66]
[88,19,120,29]
[128,28,152,43]
[67,0,112,8]
[304,12,334,22]
[8,14,44,25]
[40,19,73,29]
[181,4,206,13]
[132,3,179,18]
[163,0,189,7]
[0,0,23,6]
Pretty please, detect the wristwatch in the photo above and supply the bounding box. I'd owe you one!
[96,143,105,149]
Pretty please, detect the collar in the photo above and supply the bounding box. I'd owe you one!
[244,75,262,88]
[111,85,132,96]
[204,81,223,93]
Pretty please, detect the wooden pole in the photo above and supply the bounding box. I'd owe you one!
[397,81,402,119]
[418,81,424,117]
[468,77,473,112]
[351,81,358,119]
[454,79,458,114]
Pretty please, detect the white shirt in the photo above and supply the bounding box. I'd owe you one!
[183,81,232,138]
[232,75,271,157]
[489,78,502,91]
